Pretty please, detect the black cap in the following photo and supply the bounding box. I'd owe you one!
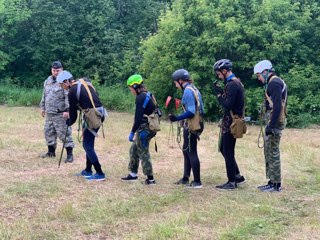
[51,61,62,69]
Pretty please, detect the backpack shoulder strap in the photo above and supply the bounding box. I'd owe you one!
[78,78,96,110]
[142,92,151,109]
[185,85,200,108]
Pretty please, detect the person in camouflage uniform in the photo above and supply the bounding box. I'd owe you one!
[254,60,287,192]
[39,61,74,163]
[121,74,157,185]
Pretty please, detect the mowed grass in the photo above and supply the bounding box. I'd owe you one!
[0,106,319,240]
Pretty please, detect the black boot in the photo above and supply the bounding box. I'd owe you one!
[65,147,74,163]
[41,145,56,158]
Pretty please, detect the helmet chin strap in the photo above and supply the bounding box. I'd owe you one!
[262,69,270,83]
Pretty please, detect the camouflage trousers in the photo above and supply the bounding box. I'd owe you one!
[44,113,74,149]
[128,125,156,176]
[264,121,286,183]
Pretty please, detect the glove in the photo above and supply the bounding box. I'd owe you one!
[265,125,274,136]
[213,84,223,96]
[128,132,134,142]
[66,118,72,126]
[169,114,178,122]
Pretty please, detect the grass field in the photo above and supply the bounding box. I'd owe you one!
[0,106,319,240]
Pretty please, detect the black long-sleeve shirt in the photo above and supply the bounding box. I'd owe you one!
[266,74,287,128]
[68,80,103,126]
[131,91,155,133]
[217,79,245,116]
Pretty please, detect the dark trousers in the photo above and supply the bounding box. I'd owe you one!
[220,132,240,182]
[83,128,103,174]
[182,128,201,182]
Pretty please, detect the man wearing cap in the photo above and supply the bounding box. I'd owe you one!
[39,61,75,163]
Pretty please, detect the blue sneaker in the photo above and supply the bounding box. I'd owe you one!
[86,173,106,181]
[75,170,93,178]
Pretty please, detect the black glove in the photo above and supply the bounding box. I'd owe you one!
[213,84,223,96]
[66,118,72,126]
[169,114,178,122]
[265,125,274,136]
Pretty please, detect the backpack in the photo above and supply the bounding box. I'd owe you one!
[143,92,162,132]
[76,79,107,129]
[184,85,203,133]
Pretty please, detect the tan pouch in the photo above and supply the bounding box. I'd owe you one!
[187,111,202,132]
[84,108,102,129]
[230,115,247,138]
[145,113,161,132]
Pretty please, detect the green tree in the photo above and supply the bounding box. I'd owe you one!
[140,0,320,126]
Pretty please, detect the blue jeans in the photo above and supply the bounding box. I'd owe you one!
[83,128,103,174]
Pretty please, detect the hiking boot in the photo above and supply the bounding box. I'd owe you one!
[257,180,272,190]
[235,176,246,185]
[65,147,73,163]
[121,174,138,181]
[65,154,74,163]
[174,178,189,185]
[186,181,203,189]
[86,173,106,181]
[41,152,56,158]
[260,183,282,192]
[75,170,93,178]
[145,179,156,185]
[216,182,237,190]
[41,145,56,158]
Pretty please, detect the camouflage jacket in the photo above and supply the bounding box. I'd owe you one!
[39,76,69,114]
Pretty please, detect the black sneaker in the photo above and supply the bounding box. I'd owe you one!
[235,176,246,185]
[174,178,189,185]
[121,174,138,181]
[216,182,237,190]
[186,181,203,189]
[257,180,272,190]
[145,179,156,185]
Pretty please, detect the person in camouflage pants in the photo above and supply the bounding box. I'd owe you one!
[128,124,155,178]
[39,61,74,163]
[121,74,157,185]
[254,60,287,192]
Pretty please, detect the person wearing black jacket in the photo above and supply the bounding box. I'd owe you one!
[254,60,287,192]
[213,59,246,190]
[56,71,106,181]
[121,74,157,185]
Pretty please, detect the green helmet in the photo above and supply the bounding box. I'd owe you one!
[127,74,143,87]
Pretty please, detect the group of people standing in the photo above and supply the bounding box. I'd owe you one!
[40,59,287,192]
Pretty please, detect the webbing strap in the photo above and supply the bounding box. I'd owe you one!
[78,79,97,110]
[143,92,151,109]
[229,77,245,119]
[265,76,287,108]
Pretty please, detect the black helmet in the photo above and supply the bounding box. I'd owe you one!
[213,59,232,71]
[172,69,190,82]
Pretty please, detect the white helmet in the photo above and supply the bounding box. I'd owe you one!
[56,70,73,83]
[254,60,273,74]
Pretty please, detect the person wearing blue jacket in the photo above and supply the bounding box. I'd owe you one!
[169,69,204,189]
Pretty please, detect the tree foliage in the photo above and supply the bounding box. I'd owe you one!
[0,0,319,127]
[0,0,168,86]
[139,0,320,126]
